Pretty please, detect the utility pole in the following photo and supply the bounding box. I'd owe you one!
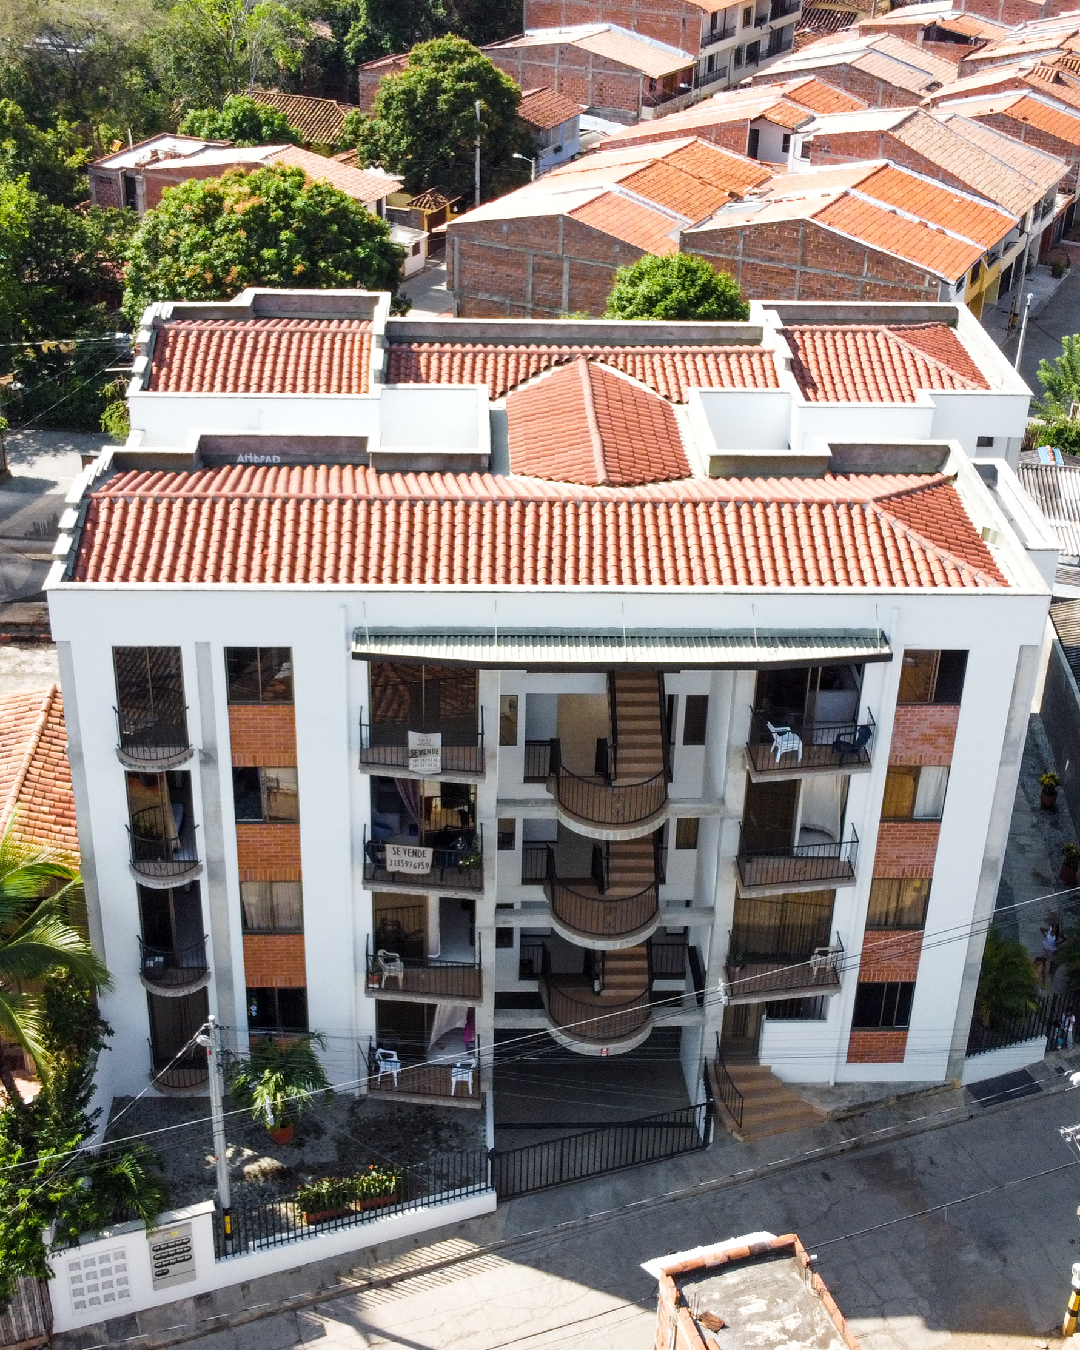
[1014,290,1035,371]
[197,1017,232,1248]
[474,100,482,209]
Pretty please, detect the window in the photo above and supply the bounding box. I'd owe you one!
[500,695,519,746]
[248,987,308,1032]
[866,878,930,930]
[497,818,517,850]
[114,647,185,729]
[781,133,791,153]
[226,648,293,703]
[765,996,828,1020]
[706,53,715,71]
[976,436,994,448]
[799,138,812,160]
[369,661,477,734]
[495,927,515,948]
[747,127,760,158]
[683,695,709,745]
[970,260,982,284]
[743,5,752,21]
[734,44,745,66]
[666,694,678,745]
[675,817,700,849]
[241,881,303,932]
[852,981,914,1029]
[233,767,300,822]
[897,650,967,705]
[880,766,949,821]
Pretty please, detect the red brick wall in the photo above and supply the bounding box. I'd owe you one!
[229,704,298,766]
[141,161,250,211]
[847,1029,908,1063]
[958,0,1046,23]
[603,120,751,154]
[889,704,959,766]
[859,929,923,982]
[687,218,941,302]
[523,0,707,56]
[89,169,124,209]
[236,824,302,877]
[871,821,941,877]
[487,44,645,115]
[749,65,922,106]
[242,934,306,987]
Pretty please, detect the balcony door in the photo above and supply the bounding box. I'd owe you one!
[369,662,477,747]
[741,778,797,853]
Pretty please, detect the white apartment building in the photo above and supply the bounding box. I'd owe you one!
[46,288,1055,1132]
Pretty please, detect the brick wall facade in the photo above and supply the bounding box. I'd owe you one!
[486,44,646,116]
[871,821,942,876]
[236,823,302,877]
[242,933,306,987]
[889,704,959,766]
[607,119,752,154]
[141,161,250,211]
[846,1028,908,1062]
[687,218,943,302]
[88,169,123,209]
[750,65,923,106]
[523,0,708,56]
[229,704,298,766]
[958,0,1048,24]
[859,929,923,982]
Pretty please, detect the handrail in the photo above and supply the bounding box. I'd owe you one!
[747,708,876,773]
[148,1039,208,1089]
[549,740,668,829]
[737,829,858,889]
[139,935,208,987]
[115,703,191,762]
[713,1035,745,1130]
[544,845,659,939]
[539,946,651,1043]
[364,935,482,999]
[128,807,199,875]
[362,824,484,892]
[358,706,485,775]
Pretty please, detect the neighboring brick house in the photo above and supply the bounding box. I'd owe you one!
[248,90,361,150]
[357,53,409,111]
[748,30,960,103]
[927,53,1080,109]
[517,86,584,172]
[683,160,1017,305]
[949,10,1080,71]
[87,134,225,210]
[446,136,771,315]
[934,90,1080,187]
[853,3,1007,67]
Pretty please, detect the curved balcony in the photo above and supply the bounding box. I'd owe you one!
[528,842,660,948]
[128,807,202,887]
[362,826,484,895]
[148,1042,208,1093]
[115,705,193,770]
[535,946,652,1055]
[139,935,210,995]
[546,740,667,840]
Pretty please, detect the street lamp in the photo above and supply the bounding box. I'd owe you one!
[513,152,537,182]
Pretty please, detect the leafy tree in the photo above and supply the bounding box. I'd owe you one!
[343,0,448,67]
[358,37,528,199]
[605,253,750,322]
[0,100,87,206]
[974,926,1040,1028]
[230,1034,331,1132]
[180,93,302,145]
[1031,334,1080,456]
[122,163,403,323]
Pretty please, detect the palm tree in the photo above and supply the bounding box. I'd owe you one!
[0,818,110,1106]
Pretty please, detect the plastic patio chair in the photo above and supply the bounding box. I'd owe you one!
[767,721,803,764]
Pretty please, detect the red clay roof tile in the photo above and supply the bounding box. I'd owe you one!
[783,323,989,401]
[518,86,582,130]
[0,685,78,856]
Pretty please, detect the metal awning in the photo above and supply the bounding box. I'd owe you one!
[350,628,891,669]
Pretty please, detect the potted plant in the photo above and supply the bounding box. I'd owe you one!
[354,1164,402,1211]
[230,1033,331,1145]
[1041,772,1061,811]
[296,1167,402,1225]
[728,950,745,973]
[1063,844,1080,886]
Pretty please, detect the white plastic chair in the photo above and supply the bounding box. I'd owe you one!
[377,949,405,989]
[374,1048,401,1085]
[767,721,803,764]
[451,1057,475,1096]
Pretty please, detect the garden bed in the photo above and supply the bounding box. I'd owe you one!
[104,1090,486,1211]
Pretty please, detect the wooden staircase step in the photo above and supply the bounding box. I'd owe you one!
[710,1059,827,1143]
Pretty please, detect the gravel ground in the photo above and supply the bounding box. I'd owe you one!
[105,1091,486,1211]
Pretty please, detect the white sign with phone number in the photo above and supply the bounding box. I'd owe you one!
[386,843,434,873]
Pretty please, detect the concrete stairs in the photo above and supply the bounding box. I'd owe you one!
[600,943,650,999]
[709,1059,827,1143]
[612,672,665,782]
[605,836,657,896]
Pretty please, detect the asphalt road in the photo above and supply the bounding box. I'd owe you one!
[997,263,1080,397]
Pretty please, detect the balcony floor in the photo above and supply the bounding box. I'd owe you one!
[368,1062,482,1108]
[724,959,841,1004]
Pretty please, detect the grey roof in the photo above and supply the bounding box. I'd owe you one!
[1051,599,1080,682]
[1018,460,1080,561]
[350,628,891,667]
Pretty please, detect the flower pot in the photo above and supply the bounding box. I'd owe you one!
[1042,789,1059,811]
[301,1206,350,1225]
[268,1124,294,1145]
[357,1194,398,1212]
[1062,862,1079,885]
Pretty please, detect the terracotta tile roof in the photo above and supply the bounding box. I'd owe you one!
[569,191,682,252]
[505,358,690,484]
[148,318,373,394]
[855,163,1015,244]
[572,27,695,78]
[0,685,78,857]
[618,160,736,220]
[249,90,357,145]
[766,31,957,92]
[601,91,814,148]
[783,323,989,401]
[942,91,1080,146]
[775,75,868,113]
[71,466,1007,589]
[660,138,772,194]
[931,110,1067,200]
[812,192,984,276]
[264,146,402,204]
[385,342,779,400]
[518,87,582,130]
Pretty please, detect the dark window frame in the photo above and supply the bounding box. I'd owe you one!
[852,981,914,1029]
[682,695,709,746]
[232,766,300,823]
[675,817,700,849]
[247,986,308,1032]
[497,818,517,850]
[226,647,294,704]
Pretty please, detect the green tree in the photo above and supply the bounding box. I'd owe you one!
[0,821,110,1105]
[605,253,750,322]
[180,93,302,144]
[358,37,528,199]
[974,926,1040,1028]
[1031,334,1080,456]
[0,100,87,206]
[343,0,448,67]
[122,163,403,322]
[230,1034,331,1133]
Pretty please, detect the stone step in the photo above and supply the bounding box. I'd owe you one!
[709,1060,827,1143]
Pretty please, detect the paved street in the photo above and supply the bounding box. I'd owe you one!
[993,263,1080,395]
[160,1082,1080,1350]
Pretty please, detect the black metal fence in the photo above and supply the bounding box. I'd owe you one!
[712,1036,745,1130]
[362,825,484,892]
[737,830,859,890]
[490,1102,709,1198]
[549,740,667,829]
[524,740,552,782]
[115,701,191,765]
[215,1151,490,1257]
[966,991,1074,1057]
[365,937,482,999]
[139,935,209,989]
[358,713,485,776]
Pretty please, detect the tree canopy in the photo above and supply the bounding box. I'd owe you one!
[357,37,528,199]
[180,93,302,144]
[344,0,448,66]
[122,162,403,322]
[605,253,750,322]
[1032,333,1080,455]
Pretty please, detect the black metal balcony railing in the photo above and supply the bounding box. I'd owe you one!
[737,829,858,889]
[362,825,484,892]
[115,702,191,766]
[725,932,843,1000]
[358,709,485,776]
[648,934,688,979]
[128,806,200,879]
[538,947,652,1045]
[549,739,667,830]
[365,937,482,999]
[769,0,800,18]
[148,1041,208,1090]
[366,1035,480,1100]
[746,709,875,775]
[524,740,553,783]
[139,935,209,989]
[542,846,659,940]
[713,1035,744,1130]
